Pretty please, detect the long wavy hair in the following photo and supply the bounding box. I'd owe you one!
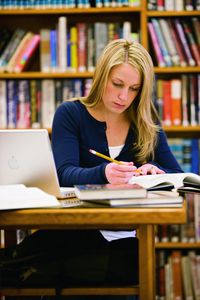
[80,39,160,164]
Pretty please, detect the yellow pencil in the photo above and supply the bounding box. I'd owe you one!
[89,149,123,164]
[89,149,143,174]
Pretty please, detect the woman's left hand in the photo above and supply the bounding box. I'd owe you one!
[134,163,165,176]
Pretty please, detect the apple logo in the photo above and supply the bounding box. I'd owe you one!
[8,155,19,170]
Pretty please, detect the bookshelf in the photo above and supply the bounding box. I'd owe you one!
[0,2,199,133]
[0,1,200,299]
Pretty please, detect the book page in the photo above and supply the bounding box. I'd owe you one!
[129,172,199,189]
[0,186,60,210]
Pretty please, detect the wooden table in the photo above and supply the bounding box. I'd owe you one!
[0,202,186,300]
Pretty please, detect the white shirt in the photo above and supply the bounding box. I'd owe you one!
[100,145,136,241]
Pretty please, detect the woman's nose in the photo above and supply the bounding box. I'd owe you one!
[119,88,129,101]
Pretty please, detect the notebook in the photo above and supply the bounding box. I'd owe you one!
[0,129,79,206]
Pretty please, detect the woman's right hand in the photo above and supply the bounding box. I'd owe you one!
[105,162,137,184]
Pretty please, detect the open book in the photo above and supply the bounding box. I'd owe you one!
[129,172,200,193]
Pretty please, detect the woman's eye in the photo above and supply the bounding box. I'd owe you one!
[130,87,139,92]
[113,82,122,87]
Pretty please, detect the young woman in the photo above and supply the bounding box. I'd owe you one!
[11,39,183,296]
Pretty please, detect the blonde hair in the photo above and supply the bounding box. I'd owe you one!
[81,39,160,164]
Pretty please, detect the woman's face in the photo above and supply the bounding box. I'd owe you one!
[102,63,141,114]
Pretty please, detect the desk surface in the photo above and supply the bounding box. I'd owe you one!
[0,200,186,229]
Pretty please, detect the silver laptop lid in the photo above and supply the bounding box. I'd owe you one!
[0,129,63,198]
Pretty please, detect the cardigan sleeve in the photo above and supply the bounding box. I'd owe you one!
[51,102,108,187]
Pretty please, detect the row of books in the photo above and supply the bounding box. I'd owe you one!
[40,19,138,73]
[0,18,138,73]
[1,76,200,129]
[168,138,199,174]
[154,75,200,127]
[148,0,200,11]
[0,0,140,9]
[0,28,40,73]
[156,193,200,243]
[148,17,200,67]
[156,250,200,300]
[0,78,92,129]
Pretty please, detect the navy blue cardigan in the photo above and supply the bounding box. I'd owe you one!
[51,100,183,187]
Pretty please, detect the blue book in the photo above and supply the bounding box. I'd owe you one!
[191,139,199,175]
[6,80,18,129]
[73,79,83,97]
[50,30,57,71]
[67,31,71,70]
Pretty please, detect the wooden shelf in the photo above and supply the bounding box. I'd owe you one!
[147,10,200,17]
[0,286,139,296]
[0,71,93,79]
[0,66,199,79]
[163,125,200,133]
[156,242,200,249]
[154,66,200,73]
[0,7,142,15]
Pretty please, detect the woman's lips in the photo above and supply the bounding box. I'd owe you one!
[113,102,126,109]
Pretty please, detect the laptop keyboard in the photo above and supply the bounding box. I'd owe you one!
[59,198,82,207]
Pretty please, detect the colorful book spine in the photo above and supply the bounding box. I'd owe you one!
[17,80,31,128]
[87,23,95,72]
[173,18,196,66]
[14,34,40,72]
[77,22,87,72]
[58,16,67,72]
[182,20,200,66]
[171,79,181,126]
[50,29,58,72]
[167,19,186,66]
[151,18,172,66]
[40,29,51,73]
[0,80,7,128]
[162,80,172,126]
[171,251,183,300]
[147,22,166,67]
[70,26,78,72]
[6,80,18,129]
[159,18,179,66]
[0,28,26,71]
[5,32,34,73]
[41,79,55,128]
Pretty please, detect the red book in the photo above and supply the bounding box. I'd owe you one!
[157,251,166,299]
[148,22,166,67]
[14,34,40,72]
[167,19,187,66]
[163,80,172,126]
[77,22,87,72]
[181,75,189,126]
[182,20,200,66]
[171,79,181,126]
[173,18,196,66]
[171,251,183,300]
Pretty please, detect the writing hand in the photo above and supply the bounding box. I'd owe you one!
[105,162,137,184]
[133,163,165,176]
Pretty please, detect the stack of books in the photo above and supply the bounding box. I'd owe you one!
[74,183,183,207]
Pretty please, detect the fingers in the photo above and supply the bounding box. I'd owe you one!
[105,162,165,184]
[137,164,165,176]
[105,163,136,184]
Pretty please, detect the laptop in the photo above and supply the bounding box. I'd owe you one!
[0,129,80,206]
